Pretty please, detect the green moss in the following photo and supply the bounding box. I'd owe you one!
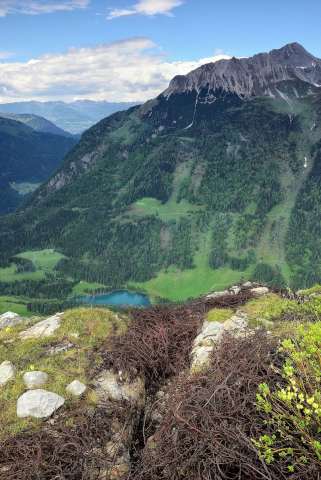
[298,284,321,296]
[206,308,233,323]
[242,293,295,328]
[0,307,130,440]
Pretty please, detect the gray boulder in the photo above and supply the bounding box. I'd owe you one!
[250,287,269,297]
[193,321,223,348]
[17,389,65,418]
[0,311,24,330]
[0,361,15,386]
[206,290,229,299]
[66,380,87,397]
[94,370,145,407]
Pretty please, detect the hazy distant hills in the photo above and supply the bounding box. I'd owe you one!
[2,43,321,297]
[0,117,76,214]
[0,112,73,137]
[0,100,138,134]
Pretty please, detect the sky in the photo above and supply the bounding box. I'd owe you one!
[0,0,320,103]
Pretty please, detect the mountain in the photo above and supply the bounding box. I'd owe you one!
[0,100,138,134]
[164,42,321,100]
[0,112,73,137]
[1,43,321,298]
[0,117,77,214]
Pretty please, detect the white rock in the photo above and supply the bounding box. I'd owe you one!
[193,321,223,348]
[230,286,241,295]
[191,321,225,372]
[0,361,15,386]
[191,346,213,372]
[20,313,63,340]
[243,281,253,288]
[17,389,65,419]
[250,287,269,297]
[66,380,87,397]
[0,311,23,330]
[223,311,248,334]
[23,371,49,389]
[94,370,145,406]
[206,290,229,299]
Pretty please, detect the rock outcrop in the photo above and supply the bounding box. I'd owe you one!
[19,313,64,339]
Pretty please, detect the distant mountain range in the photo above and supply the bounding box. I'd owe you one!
[0,117,76,214]
[0,112,73,137]
[0,100,138,134]
[2,43,321,298]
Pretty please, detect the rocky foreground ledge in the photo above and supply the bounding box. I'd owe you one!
[0,283,320,479]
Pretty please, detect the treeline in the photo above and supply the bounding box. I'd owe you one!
[286,141,321,288]
[0,277,76,299]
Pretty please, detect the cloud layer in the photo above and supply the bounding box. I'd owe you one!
[0,38,229,103]
[108,0,183,19]
[0,0,89,17]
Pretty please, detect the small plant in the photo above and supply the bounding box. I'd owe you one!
[254,321,321,476]
[206,308,233,323]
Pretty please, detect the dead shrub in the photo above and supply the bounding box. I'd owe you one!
[101,289,255,392]
[0,407,115,480]
[131,331,282,480]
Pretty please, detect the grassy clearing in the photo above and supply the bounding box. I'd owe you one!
[131,197,201,222]
[0,296,33,316]
[130,161,202,222]
[0,264,44,282]
[132,231,252,301]
[71,281,106,296]
[16,249,65,271]
[0,307,130,439]
[0,249,66,284]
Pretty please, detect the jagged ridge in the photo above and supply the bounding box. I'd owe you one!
[163,42,321,99]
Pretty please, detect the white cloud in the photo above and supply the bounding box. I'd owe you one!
[0,50,13,59]
[0,38,230,103]
[108,0,183,19]
[0,0,89,17]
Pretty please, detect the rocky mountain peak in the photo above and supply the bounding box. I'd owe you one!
[269,42,317,66]
[162,43,321,100]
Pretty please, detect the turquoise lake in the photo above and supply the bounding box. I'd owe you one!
[78,290,151,307]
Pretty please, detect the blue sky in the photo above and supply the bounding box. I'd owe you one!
[0,0,320,103]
